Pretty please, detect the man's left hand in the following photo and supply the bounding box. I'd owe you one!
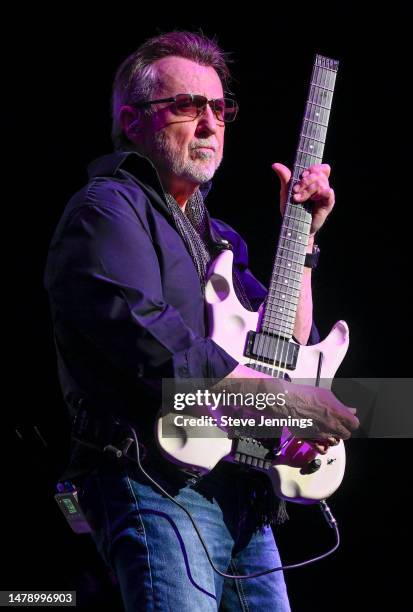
[272,162,335,235]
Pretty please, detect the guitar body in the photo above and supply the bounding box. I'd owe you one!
[157,249,349,504]
[207,249,348,503]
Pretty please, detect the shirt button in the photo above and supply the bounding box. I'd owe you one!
[178,366,189,377]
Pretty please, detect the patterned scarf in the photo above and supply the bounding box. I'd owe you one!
[165,189,252,308]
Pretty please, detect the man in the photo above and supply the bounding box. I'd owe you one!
[45,31,358,611]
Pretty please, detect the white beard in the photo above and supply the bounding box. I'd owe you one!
[152,132,222,184]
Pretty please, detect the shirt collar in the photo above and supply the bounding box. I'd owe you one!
[87,150,213,200]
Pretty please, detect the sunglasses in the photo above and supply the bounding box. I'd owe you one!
[133,93,239,123]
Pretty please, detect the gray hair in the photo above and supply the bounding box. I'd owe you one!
[111,31,232,151]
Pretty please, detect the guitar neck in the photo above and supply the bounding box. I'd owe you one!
[261,55,339,340]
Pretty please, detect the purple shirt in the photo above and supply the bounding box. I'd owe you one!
[44,151,319,432]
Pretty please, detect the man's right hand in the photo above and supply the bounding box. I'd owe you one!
[284,382,359,441]
[225,364,359,442]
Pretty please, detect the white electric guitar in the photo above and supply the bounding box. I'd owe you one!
[157,55,348,504]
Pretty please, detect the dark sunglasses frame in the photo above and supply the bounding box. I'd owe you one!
[133,93,239,123]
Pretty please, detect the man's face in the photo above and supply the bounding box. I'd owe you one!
[138,56,225,188]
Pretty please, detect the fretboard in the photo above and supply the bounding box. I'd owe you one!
[261,55,339,340]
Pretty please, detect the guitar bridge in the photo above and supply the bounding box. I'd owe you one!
[231,436,275,470]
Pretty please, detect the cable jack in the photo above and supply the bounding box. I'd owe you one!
[319,499,338,528]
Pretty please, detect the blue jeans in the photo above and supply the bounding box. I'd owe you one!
[78,457,290,611]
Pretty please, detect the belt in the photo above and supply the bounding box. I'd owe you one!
[68,400,201,484]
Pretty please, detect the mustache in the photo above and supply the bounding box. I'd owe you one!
[189,140,217,152]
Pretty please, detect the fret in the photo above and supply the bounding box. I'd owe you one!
[270,278,301,297]
[278,237,308,250]
[306,100,331,111]
[268,306,299,318]
[270,284,301,296]
[294,156,320,173]
[263,308,297,322]
[295,157,319,170]
[282,221,311,235]
[268,302,300,314]
[270,264,302,276]
[299,132,326,148]
[283,214,311,226]
[269,283,300,295]
[309,81,335,92]
[263,321,295,334]
[280,232,308,245]
[294,163,313,170]
[274,254,306,268]
[262,316,294,331]
[300,133,326,145]
[268,286,300,299]
[263,321,294,332]
[315,59,338,69]
[301,124,328,142]
[316,66,338,74]
[271,276,302,288]
[265,304,297,316]
[297,149,323,161]
[276,258,304,280]
[283,213,312,226]
[271,274,302,286]
[279,237,308,250]
[302,117,328,128]
[274,251,306,264]
[297,148,323,159]
[269,287,300,300]
[269,291,298,310]
[305,106,330,124]
[310,80,333,95]
[265,309,297,321]
[270,290,300,303]
[268,278,302,290]
[315,61,338,74]
[262,314,295,328]
[261,317,294,330]
[295,148,320,160]
[280,227,309,239]
[265,312,296,325]
[276,246,307,258]
[277,243,309,255]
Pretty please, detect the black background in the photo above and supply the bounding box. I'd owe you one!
[5,6,410,611]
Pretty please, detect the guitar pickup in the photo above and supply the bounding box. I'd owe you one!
[245,331,299,370]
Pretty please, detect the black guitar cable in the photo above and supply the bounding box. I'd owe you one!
[73,423,340,580]
[125,425,341,580]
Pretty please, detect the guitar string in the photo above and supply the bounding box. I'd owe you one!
[278,59,334,380]
[255,62,318,382]
[268,59,324,380]
[275,60,334,381]
[247,59,336,446]
[268,60,331,454]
